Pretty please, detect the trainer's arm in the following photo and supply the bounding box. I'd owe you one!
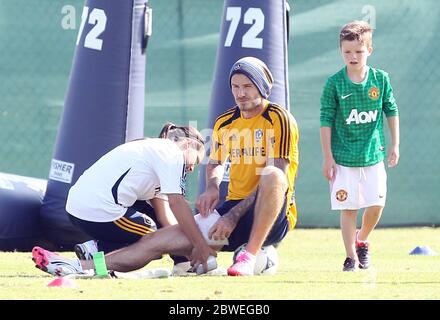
[150,197,178,227]
[168,193,216,266]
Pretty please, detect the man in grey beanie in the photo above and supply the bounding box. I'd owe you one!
[229,57,274,99]
[197,56,299,276]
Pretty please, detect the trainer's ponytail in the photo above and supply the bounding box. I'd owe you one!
[158,122,177,138]
[159,122,204,151]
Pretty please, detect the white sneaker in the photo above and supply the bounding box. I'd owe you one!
[172,261,192,276]
[227,250,256,276]
[74,240,98,260]
[172,257,221,276]
[32,246,83,276]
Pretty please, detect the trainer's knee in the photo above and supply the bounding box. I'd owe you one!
[259,166,288,193]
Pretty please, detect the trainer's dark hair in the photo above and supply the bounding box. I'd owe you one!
[158,122,205,149]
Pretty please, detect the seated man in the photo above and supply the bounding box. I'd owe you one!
[196,56,299,275]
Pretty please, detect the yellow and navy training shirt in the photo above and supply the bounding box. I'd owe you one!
[210,102,299,229]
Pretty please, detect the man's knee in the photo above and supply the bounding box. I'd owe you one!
[259,166,288,192]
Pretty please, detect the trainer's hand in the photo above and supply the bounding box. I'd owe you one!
[196,187,219,216]
[322,156,337,180]
[189,244,217,273]
[208,215,236,241]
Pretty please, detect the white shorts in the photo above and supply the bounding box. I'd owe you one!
[330,161,387,211]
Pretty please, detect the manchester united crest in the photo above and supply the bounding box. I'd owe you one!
[335,189,348,202]
[368,87,380,100]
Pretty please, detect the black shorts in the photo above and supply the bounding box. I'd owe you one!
[216,197,290,252]
[69,201,158,253]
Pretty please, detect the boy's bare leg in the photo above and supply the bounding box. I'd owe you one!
[340,210,358,259]
[358,206,383,241]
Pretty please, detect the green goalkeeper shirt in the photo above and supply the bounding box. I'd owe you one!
[320,66,399,167]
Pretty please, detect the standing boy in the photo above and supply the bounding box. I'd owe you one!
[320,21,400,271]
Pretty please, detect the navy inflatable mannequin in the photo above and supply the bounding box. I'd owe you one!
[198,0,291,205]
[40,0,152,250]
[0,0,152,250]
[0,174,47,251]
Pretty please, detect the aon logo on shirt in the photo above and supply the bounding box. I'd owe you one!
[346,109,378,125]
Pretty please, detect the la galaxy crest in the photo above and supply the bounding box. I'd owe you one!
[254,129,263,143]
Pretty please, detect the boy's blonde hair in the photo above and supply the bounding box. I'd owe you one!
[340,20,373,48]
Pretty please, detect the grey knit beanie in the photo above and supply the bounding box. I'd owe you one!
[229,57,274,98]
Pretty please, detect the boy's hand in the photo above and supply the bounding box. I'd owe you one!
[387,145,400,167]
[322,156,337,180]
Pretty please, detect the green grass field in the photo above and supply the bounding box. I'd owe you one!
[1,228,439,300]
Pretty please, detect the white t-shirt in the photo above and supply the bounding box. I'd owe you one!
[66,138,186,222]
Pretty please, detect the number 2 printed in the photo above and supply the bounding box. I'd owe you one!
[76,6,107,51]
[224,7,265,49]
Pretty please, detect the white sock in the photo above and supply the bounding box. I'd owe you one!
[84,240,99,253]
[71,258,83,272]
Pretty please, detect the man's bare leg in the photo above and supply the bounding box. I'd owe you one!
[246,166,288,255]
